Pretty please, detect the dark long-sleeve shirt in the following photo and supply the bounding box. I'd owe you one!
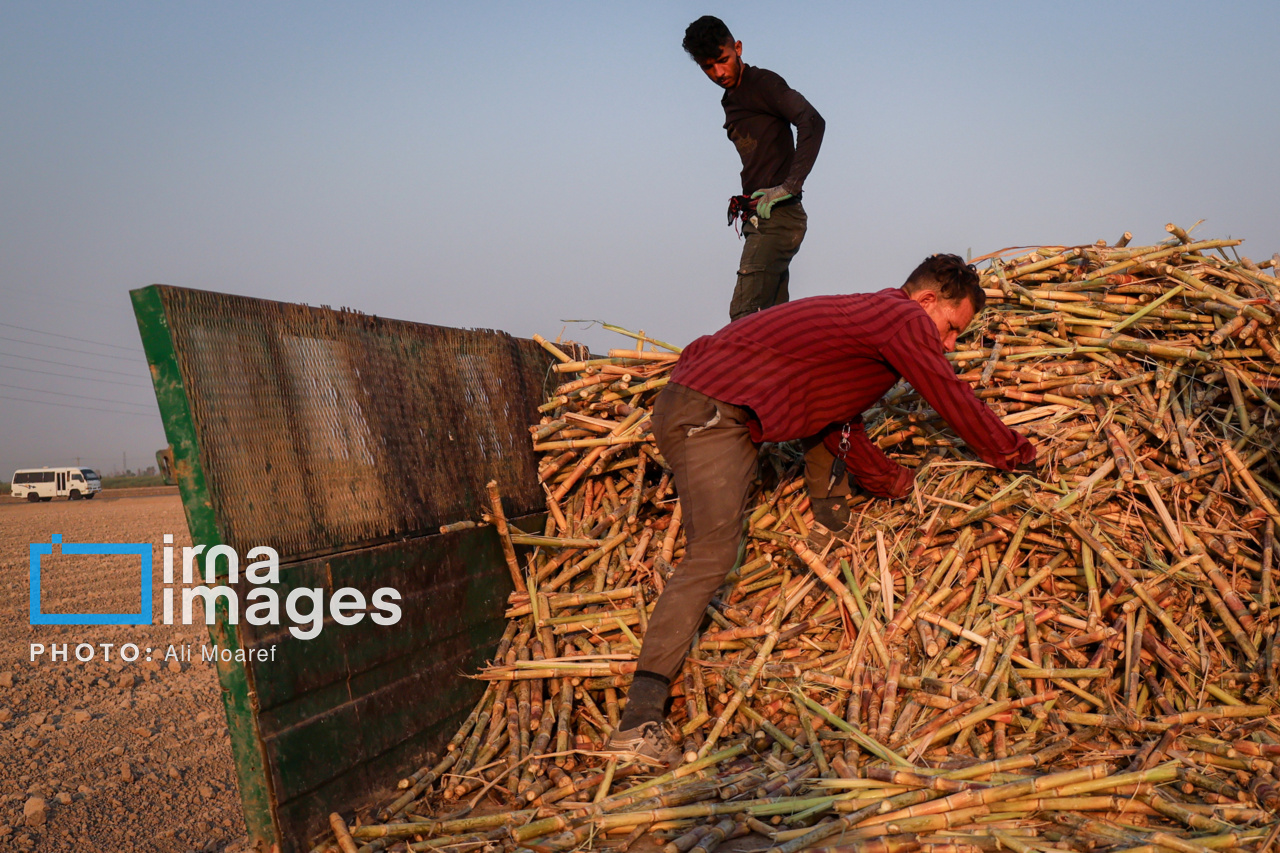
[722,64,825,196]
[671,289,1033,495]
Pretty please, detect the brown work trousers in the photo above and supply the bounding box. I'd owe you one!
[636,383,851,681]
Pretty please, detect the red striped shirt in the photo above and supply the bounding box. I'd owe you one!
[671,289,1031,488]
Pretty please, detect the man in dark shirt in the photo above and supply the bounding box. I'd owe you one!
[683,15,826,321]
[604,254,1036,765]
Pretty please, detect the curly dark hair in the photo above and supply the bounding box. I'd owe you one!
[682,15,734,62]
[901,253,986,313]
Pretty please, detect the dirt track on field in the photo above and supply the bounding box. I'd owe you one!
[0,494,249,852]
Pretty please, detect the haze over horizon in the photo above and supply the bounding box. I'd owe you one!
[3,1,1278,483]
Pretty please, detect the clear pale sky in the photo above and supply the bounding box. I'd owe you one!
[2,1,1277,482]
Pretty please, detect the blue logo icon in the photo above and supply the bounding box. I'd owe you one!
[30,535,152,625]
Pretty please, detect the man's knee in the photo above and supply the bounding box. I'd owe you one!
[685,530,745,567]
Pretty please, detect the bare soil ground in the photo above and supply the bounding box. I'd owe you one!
[0,492,250,852]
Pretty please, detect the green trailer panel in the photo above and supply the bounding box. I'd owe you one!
[131,285,555,851]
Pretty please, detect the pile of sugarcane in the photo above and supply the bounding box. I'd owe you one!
[317,225,1280,853]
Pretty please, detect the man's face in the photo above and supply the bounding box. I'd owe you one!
[915,292,976,352]
[697,40,744,89]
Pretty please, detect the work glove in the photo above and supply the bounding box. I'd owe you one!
[750,185,793,219]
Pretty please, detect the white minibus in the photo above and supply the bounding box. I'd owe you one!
[9,468,102,502]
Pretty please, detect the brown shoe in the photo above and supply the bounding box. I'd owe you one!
[808,497,853,548]
[602,721,682,769]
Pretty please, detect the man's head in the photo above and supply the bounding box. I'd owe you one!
[683,16,743,90]
[901,254,985,352]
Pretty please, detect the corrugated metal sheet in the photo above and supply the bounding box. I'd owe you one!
[155,286,551,561]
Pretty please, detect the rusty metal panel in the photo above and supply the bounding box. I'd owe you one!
[134,284,557,851]
[153,285,551,562]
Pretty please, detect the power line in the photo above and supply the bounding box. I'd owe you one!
[2,286,139,325]
[0,362,152,389]
[0,334,146,364]
[0,382,156,408]
[0,350,150,379]
[0,394,160,418]
[0,321,144,353]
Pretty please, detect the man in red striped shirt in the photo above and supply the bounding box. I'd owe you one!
[605,253,1034,765]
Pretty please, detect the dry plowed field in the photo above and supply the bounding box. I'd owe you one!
[0,492,249,852]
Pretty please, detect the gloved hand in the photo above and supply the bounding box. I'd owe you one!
[750,185,793,219]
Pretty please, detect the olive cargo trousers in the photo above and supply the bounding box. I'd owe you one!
[729,201,807,322]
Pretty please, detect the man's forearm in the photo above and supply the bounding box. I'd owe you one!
[783,106,824,194]
[887,319,1032,470]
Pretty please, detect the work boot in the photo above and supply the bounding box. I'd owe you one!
[808,496,852,547]
[810,496,852,530]
[603,721,683,769]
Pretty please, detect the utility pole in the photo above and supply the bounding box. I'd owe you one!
[123,451,127,475]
